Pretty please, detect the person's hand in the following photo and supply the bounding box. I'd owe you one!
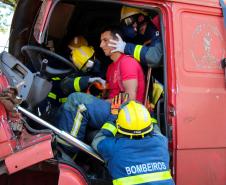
[108,34,126,53]
[111,93,129,115]
[88,77,106,88]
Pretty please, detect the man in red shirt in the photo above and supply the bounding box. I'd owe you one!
[100,25,145,102]
[55,26,145,154]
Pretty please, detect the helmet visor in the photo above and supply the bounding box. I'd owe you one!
[121,14,139,26]
[123,17,134,26]
[81,59,94,72]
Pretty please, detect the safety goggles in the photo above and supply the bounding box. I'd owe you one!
[122,17,136,26]
[121,14,139,26]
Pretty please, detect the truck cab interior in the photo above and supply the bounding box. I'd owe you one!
[3,0,226,184]
[9,0,168,137]
[2,0,170,184]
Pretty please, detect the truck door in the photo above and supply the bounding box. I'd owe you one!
[171,1,226,185]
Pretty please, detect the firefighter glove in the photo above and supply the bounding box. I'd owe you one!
[111,93,129,115]
[88,77,106,88]
[109,34,126,53]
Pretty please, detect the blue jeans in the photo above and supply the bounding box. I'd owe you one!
[55,92,116,146]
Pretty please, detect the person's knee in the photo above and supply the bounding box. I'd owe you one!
[68,92,85,101]
[68,92,97,104]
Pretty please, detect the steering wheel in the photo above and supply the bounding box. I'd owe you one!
[21,45,78,78]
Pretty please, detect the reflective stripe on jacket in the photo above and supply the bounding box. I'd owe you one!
[124,23,163,67]
[113,170,172,185]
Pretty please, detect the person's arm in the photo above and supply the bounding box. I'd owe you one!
[60,76,106,95]
[60,76,90,95]
[122,79,137,100]
[91,121,117,161]
[120,56,140,100]
[124,41,162,67]
[124,24,162,66]
[109,28,162,66]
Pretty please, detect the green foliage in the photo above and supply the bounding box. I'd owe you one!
[0,2,14,33]
[2,0,17,7]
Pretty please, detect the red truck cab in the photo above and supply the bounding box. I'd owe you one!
[0,0,225,184]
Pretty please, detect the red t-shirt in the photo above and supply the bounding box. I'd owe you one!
[106,54,145,103]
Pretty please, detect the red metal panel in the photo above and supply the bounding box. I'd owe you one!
[172,2,226,185]
[176,149,226,185]
[5,139,53,174]
[0,74,16,159]
[165,0,220,8]
[173,2,226,149]
[125,0,220,8]
[58,163,88,185]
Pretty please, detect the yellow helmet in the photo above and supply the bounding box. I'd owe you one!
[121,6,148,21]
[68,36,88,50]
[71,46,95,70]
[116,101,153,137]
